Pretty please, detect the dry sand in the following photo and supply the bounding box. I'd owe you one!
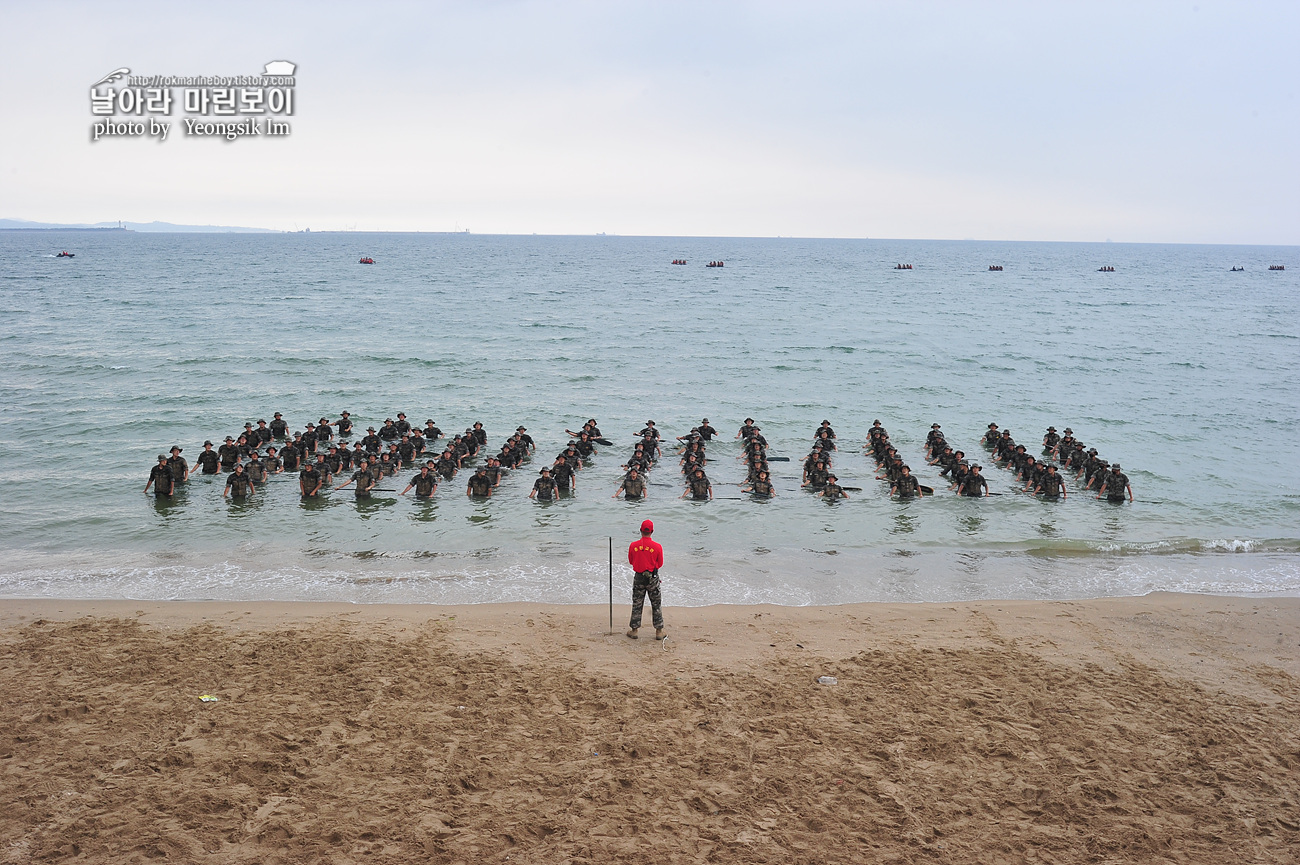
[1,592,1297,864]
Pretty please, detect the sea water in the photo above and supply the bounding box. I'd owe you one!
[1,232,1297,605]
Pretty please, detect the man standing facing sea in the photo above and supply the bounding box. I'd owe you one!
[627,519,665,641]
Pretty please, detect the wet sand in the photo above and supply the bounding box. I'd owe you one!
[2,593,1297,863]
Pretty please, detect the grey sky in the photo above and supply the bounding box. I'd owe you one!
[2,1,1296,242]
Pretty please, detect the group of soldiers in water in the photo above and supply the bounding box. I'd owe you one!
[611,416,846,502]
[610,417,724,501]
[145,412,541,502]
[795,419,855,499]
[143,412,642,504]
[913,422,1133,501]
[144,412,1133,505]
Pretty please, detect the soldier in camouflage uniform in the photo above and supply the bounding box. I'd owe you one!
[743,469,775,497]
[336,458,377,499]
[145,454,175,497]
[682,468,712,501]
[820,473,848,499]
[223,464,255,500]
[1042,426,1060,454]
[166,446,189,485]
[245,452,268,485]
[1097,464,1133,502]
[1034,464,1067,499]
[613,468,646,500]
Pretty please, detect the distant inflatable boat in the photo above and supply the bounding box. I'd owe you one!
[706,261,725,268]
[358,257,374,265]
[56,251,74,258]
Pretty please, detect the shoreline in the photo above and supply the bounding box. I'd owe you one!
[4,592,1297,862]
[4,592,1299,698]
[4,544,1297,609]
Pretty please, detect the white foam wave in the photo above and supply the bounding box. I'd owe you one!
[1,549,1296,606]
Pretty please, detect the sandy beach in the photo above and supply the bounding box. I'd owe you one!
[2,593,1297,864]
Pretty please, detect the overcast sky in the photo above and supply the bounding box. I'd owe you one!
[2,1,1296,242]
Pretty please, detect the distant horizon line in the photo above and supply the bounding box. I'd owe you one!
[2,219,1296,247]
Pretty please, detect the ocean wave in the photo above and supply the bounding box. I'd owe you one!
[0,557,813,607]
[1016,537,1300,556]
[1,546,1297,607]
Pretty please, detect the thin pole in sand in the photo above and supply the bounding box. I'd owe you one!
[608,536,613,635]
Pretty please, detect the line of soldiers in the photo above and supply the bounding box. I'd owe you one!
[919,422,1133,501]
[921,424,990,497]
[736,417,776,498]
[676,419,715,500]
[612,419,663,500]
[1035,425,1133,502]
[795,420,849,499]
[144,411,517,501]
[532,420,600,501]
[865,420,927,498]
[144,414,1135,506]
[333,419,477,500]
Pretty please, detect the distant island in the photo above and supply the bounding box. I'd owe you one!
[0,218,278,233]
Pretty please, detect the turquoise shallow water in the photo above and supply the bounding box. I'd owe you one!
[1,231,1297,604]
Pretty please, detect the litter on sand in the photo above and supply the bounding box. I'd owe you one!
[199,695,220,702]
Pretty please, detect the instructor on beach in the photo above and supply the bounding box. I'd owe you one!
[627,519,665,641]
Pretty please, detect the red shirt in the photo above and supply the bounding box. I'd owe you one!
[627,536,664,573]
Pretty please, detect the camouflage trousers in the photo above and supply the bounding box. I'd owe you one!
[629,570,664,630]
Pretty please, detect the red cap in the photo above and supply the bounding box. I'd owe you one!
[640,519,654,533]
